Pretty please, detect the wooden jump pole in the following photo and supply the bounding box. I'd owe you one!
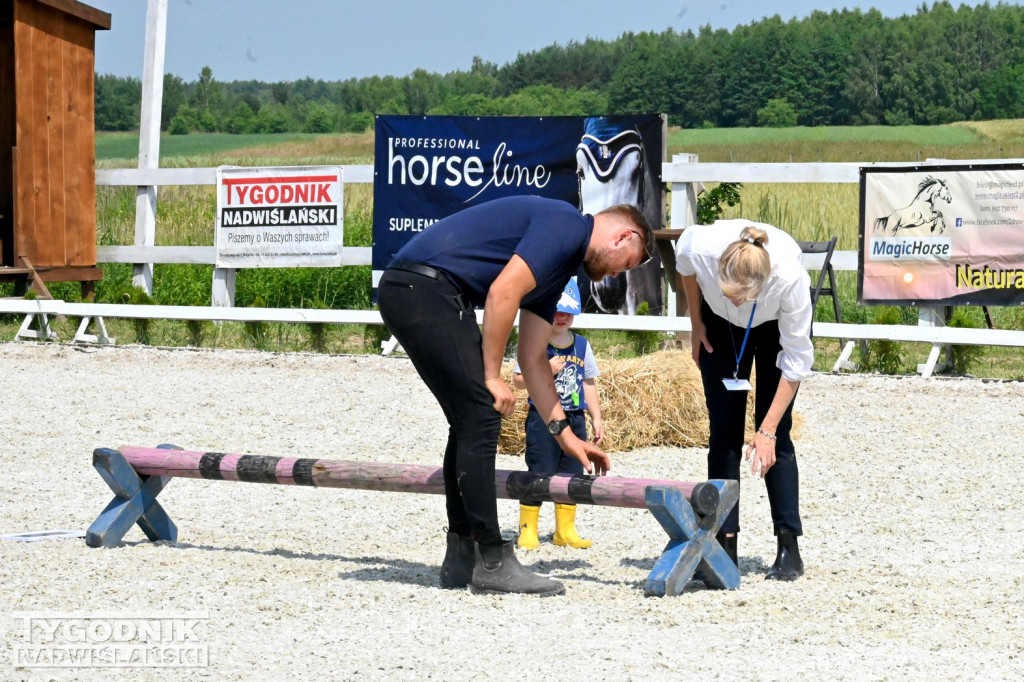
[111,445,718,512]
[86,445,741,596]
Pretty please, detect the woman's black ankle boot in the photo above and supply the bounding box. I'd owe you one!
[765,531,804,581]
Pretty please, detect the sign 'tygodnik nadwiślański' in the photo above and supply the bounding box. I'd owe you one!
[216,166,343,268]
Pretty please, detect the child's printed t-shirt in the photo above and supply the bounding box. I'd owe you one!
[515,332,599,412]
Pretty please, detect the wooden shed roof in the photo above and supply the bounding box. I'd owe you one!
[29,0,111,30]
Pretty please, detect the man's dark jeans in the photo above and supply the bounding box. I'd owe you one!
[378,267,504,546]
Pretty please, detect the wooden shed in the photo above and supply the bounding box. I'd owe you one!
[0,0,110,297]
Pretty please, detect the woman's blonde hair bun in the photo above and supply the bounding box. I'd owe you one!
[718,226,771,301]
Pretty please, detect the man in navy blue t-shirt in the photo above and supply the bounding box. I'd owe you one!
[378,195,654,596]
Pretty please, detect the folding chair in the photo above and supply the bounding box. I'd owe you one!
[797,238,843,349]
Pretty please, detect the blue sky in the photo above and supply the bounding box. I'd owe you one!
[89,1,1000,82]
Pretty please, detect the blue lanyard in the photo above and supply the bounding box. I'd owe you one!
[728,303,757,380]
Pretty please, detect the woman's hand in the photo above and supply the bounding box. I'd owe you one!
[690,323,713,366]
[745,429,777,478]
[746,379,799,477]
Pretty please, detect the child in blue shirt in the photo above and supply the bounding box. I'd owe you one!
[513,277,604,549]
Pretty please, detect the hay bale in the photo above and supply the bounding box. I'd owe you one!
[499,349,801,455]
[497,349,722,454]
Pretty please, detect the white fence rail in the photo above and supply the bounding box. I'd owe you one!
[8,298,1024,343]
[7,297,1024,374]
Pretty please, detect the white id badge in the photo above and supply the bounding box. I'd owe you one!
[722,378,752,391]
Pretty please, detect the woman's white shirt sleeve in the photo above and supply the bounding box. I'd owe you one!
[776,274,815,382]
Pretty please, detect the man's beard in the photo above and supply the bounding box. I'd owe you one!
[583,257,604,280]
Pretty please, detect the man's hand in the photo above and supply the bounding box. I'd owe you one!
[482,255,536,411]
[486,377,516,416]
[560,434,610,476]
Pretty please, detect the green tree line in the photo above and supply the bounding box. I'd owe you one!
[95,2,1024,134]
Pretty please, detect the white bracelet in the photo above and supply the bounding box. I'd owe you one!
[756,427,777,441]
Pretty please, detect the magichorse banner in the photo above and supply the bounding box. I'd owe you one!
[373,115,665,314]
[860,163,1024,305]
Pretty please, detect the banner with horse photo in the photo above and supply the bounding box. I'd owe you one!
[859,163,1024,306]
[373,114,665,315]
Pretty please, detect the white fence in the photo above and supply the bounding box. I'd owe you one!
[5,159,1024,377]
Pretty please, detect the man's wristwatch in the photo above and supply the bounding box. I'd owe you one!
[547,418,570,436]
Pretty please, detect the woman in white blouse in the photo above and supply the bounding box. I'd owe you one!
[675,220,813,581]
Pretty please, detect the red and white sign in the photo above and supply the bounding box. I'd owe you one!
[215,166,344,268]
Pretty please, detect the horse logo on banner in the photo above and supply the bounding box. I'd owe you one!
[576,117,663,315]
[873,175,952,236]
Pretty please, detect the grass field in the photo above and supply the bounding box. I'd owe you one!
[97,131,326,162]
[8,121,1022,377]
[669,123,985,147]
[96,131,375,165]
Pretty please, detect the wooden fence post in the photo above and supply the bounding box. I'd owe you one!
[667,153,700,320]
[131,0,168,296]
[917,306,950,377]
[212,267,236,308]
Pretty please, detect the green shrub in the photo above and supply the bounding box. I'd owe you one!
[858,306,904,374]
[946,307,984,375]
[339,111,373,133]
[696,183,742,225]
[169,103,197,135]
[362,321,391,354]
[308,323,329,353]
[628,301,662,356]
[306,301,331,353]
[243,296,270,350]
[185,319,208,347]
[123,287,155,345]
[757,98,799,128]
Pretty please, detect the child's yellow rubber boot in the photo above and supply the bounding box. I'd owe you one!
[553,503,591,549]
[517,504,541,549]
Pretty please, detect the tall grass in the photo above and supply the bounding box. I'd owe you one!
[712,183,860,247]
[669,124,985,147]
[97,132,332,161]
[668,120,1024,162]
[96,130,376,164]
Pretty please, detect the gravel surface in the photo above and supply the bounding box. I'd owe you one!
[1,342,1022,680]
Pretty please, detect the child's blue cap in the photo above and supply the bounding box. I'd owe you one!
[556,277,582,315]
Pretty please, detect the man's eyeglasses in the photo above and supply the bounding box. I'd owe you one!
[631,230,655,267]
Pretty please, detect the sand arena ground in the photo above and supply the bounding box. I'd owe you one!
[1,343,1022,680]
